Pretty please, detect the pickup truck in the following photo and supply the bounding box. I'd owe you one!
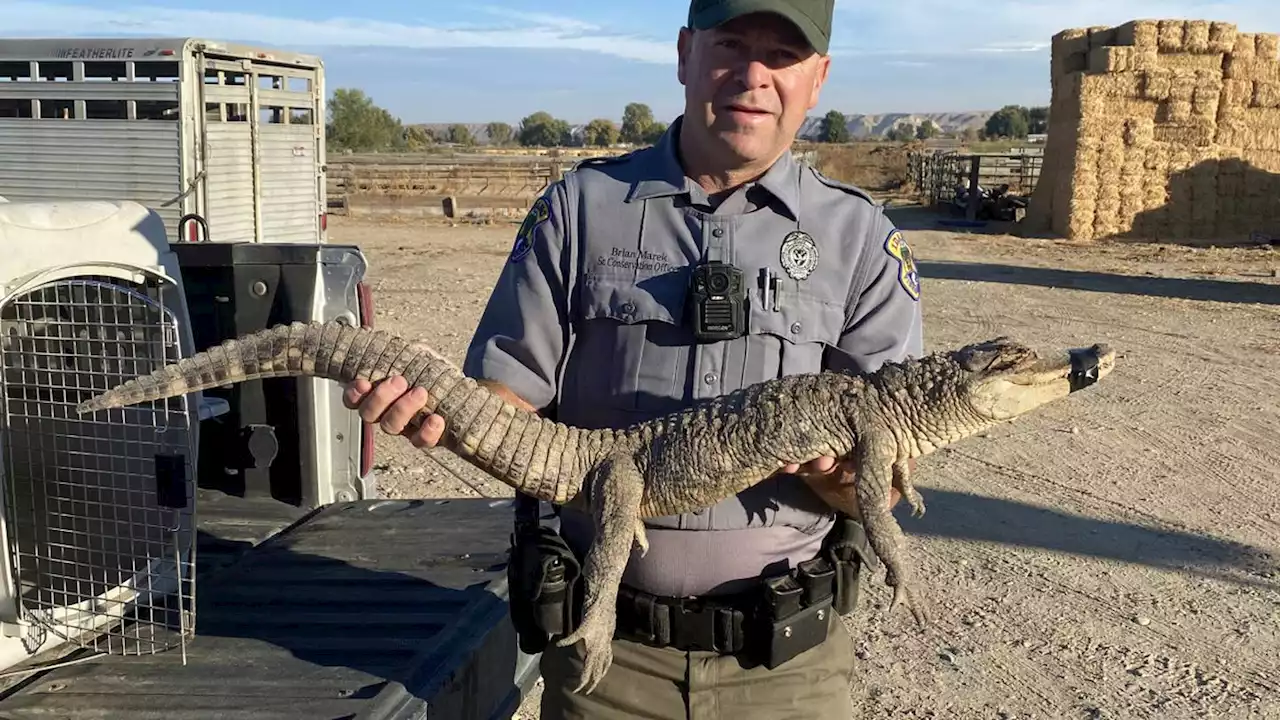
[0,197,538,719]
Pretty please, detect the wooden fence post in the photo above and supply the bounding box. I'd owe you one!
[966,156,981,221]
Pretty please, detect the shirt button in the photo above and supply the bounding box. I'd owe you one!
[790,321,803,334]
[703,371,718,385]
[711,228,724,237]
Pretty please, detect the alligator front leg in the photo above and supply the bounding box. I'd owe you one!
[893,458,925,518]
[555,451,646,695]
[855,433,930,628]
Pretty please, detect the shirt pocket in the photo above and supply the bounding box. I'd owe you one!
[572,272,691,417]
[738,285,846,385]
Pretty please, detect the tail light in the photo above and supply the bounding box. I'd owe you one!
[357,281,373,328]
[356,280,375,477]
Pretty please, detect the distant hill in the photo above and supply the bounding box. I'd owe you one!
[408,111,995,145]
[797,111,994,140]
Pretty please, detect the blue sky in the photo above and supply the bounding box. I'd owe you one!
[6,1,1280,125]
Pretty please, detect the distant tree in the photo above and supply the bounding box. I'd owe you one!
[886,123,915,142]
[326,88,404,152]
[518,111,572,147]
[961,127,981,142]
[447,123,476,145]
[560,127,584,147]
[915,120,940,140]
[404,125,432,150]
[620,102,655,144]
[819,109,849,142]
[486,121,513,146]
[983,105,1030,139]
[584,118,620,146]
[1028,106,1049,134]
[642,121,667,145]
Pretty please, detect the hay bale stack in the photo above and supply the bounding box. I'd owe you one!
[1025,18,1280,243]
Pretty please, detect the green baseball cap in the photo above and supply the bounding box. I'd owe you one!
[686,0,835,54]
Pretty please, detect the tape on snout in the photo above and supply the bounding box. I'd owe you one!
[1068,348,1101,392]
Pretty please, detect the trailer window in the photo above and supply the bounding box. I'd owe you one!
[39,100,74,119]
[136,100,178,120]
[39,62,73,81]
[0,100,33,118]
[0,62,31,81]
[133,61,179,82]
[84,61,128,81]
[205,70,248,86]
[85,99,128,119]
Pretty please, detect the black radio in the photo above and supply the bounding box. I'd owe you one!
[689,260,748,342]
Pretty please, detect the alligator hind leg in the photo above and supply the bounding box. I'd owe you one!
[555,451,645,695]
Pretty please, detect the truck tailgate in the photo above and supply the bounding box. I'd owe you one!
[0,492,537,720]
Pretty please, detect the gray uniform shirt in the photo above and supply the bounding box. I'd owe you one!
[463,117,924,598]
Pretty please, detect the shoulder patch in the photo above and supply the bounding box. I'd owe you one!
[883,229,920,301]
[572,150,637,170]
[509,195,551,263]
[807,166,875,204]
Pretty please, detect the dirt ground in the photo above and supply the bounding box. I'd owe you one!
[806,141,913,192]
[326,209,1280,720]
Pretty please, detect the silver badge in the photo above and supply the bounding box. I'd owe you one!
[779,231,819,280]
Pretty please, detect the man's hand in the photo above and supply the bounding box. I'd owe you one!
[779,456,845,479]
[342,375,446,449]
[782,455,904,522]
[341,375,536,451]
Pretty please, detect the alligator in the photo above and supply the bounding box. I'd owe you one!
[76,321,1116,694]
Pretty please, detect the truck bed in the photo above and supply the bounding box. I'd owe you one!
[0,489,537,720]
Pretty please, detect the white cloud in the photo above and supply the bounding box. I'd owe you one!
[969,42,1053,54]
[1,1,676,64]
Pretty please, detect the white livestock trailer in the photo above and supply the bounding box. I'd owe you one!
[0,37,329,245]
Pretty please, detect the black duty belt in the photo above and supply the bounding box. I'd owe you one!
[612,555,847,669]
[506,503,872,669]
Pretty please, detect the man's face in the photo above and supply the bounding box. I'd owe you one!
[677,12,830,168]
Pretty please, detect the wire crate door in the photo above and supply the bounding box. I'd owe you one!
[0,276,196,656]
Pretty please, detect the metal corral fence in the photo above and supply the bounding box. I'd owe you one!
[907,149,1044,207]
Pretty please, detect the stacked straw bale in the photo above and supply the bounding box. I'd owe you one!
[1025,19,1280,243]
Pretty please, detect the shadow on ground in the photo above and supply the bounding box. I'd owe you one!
[917,259,1280,305]
[899,487,1277,591]
[885,204,1021,236]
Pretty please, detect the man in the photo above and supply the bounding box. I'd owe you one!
[344,0,923,716]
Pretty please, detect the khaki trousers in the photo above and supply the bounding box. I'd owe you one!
[538,612,856,719]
